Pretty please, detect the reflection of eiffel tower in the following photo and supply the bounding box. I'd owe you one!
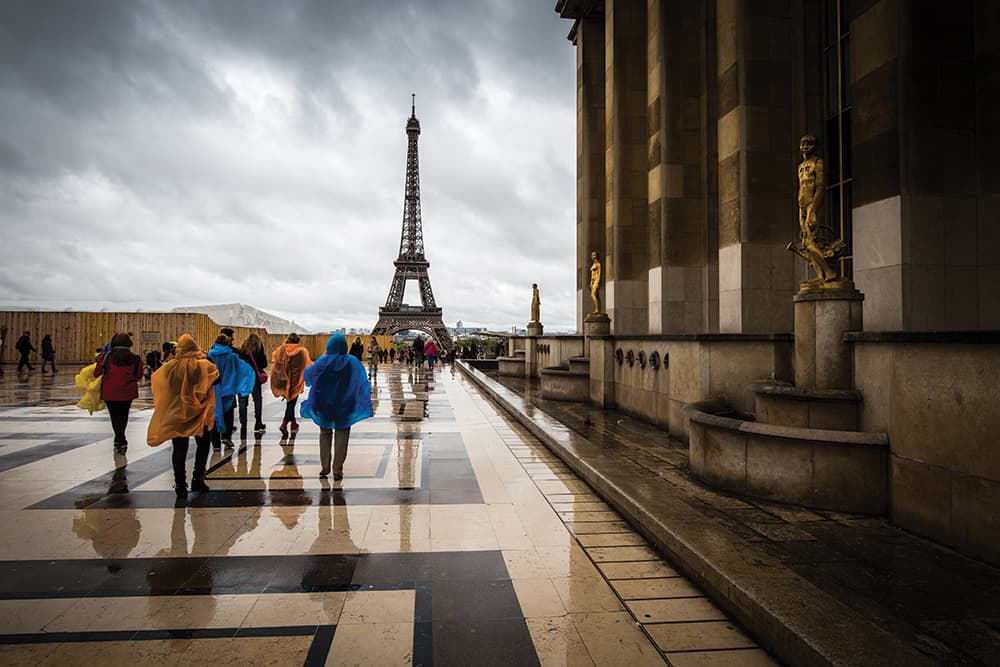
[372,97,453,350]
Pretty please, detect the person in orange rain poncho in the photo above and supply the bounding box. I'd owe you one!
[270,333,313,437]
[147,334,220,499]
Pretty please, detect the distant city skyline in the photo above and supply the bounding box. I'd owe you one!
[0,1,577,332]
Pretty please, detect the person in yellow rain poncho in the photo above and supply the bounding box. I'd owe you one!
[271,333,312,437]
[147,334,220,499]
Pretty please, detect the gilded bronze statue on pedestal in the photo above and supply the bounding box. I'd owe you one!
[530,284,540,323]
[787,134,847,289]
[589,251,602,314]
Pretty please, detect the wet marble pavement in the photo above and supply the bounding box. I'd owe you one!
[0,365,776,666]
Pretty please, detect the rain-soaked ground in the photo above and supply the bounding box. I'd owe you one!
[0,362,777,666]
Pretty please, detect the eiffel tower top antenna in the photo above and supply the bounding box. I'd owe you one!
[411,93,415,117]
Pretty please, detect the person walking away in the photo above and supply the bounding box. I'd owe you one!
[238,333,269,436]
[146,334,219,498]
[15,331,36,373]
[424,338,438,371]
[300,333,373,480]
[348,336,364,362]
[144,349,161,379]
[271,333,313,436]
[95,333,144,454]
[207,334,254,449]
[412,336,425,368]
[389,347,396,363]
[368,338,380,380]
[40,334,57,373]
[219,327,239,433]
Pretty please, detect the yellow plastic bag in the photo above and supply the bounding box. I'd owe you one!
[74,363,105,414]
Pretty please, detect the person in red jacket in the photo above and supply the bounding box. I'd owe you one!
[95,333,144,455]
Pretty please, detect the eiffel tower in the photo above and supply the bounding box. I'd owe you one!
[372,97,453,350]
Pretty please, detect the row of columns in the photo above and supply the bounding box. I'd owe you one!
[573,0,803,335]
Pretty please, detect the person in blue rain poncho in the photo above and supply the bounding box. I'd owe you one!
[300,333,374,480]
[207,334,255,448]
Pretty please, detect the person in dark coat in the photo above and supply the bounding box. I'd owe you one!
[40,334,57,373]
[412,336,425,368]
[15,331,36,373]
[348,336,364,362]
[95,333,144,454]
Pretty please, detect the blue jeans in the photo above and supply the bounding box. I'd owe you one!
[238,383,264,429]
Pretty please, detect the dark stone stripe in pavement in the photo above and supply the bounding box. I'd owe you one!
[457,361,940,667]
[0,433,106,473]
[0,552,512,598]
[303,626,337,667]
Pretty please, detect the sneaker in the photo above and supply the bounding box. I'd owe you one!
[254,424,266,434]
[175,484,188,499]
[289,422,300,434]
[191,479,210,493]
[114,445,127,455]
[222,439,234,448]
[332,472,344,481]
[279,424,288,437]
[319,468,330,478]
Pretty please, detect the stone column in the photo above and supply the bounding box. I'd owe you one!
[648,0,710,334]
[851,0,994,331]
[715,0,796,333]
[576,17,607,332]
[605,0,648,335]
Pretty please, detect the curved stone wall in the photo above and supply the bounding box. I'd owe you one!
[683,400,889,514]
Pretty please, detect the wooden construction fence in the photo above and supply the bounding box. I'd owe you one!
[0,311,392,367]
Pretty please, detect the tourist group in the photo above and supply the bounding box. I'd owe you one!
[74,329,373,499]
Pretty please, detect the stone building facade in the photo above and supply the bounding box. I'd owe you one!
[551,0,1000,565]
[559,0,999,334]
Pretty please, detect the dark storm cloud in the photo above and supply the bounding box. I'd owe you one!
[0,0,578,331]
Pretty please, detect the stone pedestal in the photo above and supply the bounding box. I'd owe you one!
[793,287,864,390]
[583,312,611,336]
[583,312,611,360]
[526,321,543,336]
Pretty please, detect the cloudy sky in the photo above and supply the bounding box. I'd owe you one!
[0,0,577,332]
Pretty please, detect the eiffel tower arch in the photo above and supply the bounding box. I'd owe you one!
[372,98,454,350]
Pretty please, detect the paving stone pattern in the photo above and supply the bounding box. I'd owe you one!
[476,370,1000,666]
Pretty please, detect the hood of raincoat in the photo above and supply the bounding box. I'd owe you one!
[300,334,373,430]
[327,333,348,355]
[146,334,219,445]
[175,334,203,358]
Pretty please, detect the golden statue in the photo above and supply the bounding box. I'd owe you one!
[530,283,540,323]
[589,251,602,314]
[787,134,846,287]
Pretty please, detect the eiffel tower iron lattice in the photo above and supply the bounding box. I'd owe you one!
[372,98,453,350]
